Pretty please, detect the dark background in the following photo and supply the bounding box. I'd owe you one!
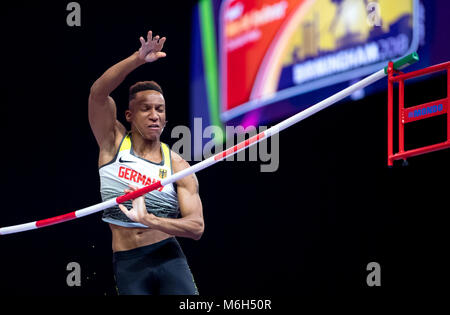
[0,0,448,302]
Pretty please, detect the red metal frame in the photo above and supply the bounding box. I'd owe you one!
[387,61,450,166]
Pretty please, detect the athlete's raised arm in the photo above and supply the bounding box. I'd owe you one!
[88,30,167,150]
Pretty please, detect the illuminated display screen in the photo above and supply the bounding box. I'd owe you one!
[220,0,418,121]
[190,0,449,140]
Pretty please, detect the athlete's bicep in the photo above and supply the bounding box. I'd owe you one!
[172,154,203,220]
[177,174,203,219]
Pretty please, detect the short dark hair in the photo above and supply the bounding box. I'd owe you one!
[129,81,163,101]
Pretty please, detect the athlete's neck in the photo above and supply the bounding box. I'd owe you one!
[130,131,161,160]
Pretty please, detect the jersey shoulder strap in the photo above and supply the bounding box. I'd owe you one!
[161,142,172,173]
[118,133,132,153]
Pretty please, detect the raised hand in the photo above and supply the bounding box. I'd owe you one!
[138,30,167,63]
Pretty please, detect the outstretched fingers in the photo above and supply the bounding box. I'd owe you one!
[142,31,165,45]
[155,36,166,50]
[147,30,153,42]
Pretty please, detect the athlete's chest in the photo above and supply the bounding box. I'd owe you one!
[100,149,173,193]
[99,134,174,194]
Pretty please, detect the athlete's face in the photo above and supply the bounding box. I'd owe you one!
[126,90,167,140]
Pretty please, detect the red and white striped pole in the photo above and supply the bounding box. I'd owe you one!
[0,53,418,235]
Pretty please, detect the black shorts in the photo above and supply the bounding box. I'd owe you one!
[112,237,199,295]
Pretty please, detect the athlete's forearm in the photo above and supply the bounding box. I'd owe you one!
[144,214,204,241]
[90,51,145,98]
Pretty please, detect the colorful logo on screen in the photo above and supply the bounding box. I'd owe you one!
[408,104,444,119]
[220,0,417,121]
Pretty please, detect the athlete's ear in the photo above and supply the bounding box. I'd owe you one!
[125,109,132,123]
